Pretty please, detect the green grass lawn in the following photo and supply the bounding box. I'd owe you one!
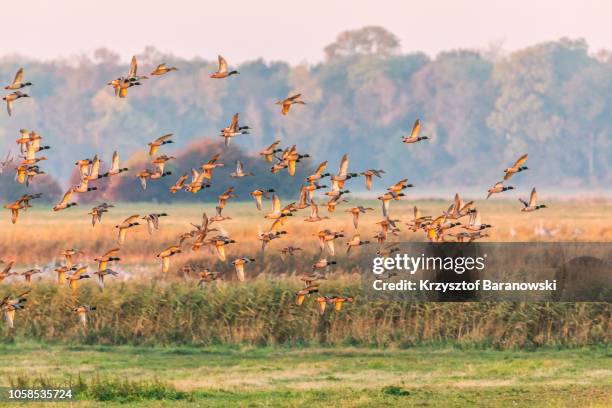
[0,343,610,407]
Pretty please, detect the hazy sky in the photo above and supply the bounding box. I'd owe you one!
[3,0,610,64]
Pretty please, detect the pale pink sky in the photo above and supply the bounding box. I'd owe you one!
[3,0,610,63]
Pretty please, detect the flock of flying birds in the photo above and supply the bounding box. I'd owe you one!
[0,55,546,329]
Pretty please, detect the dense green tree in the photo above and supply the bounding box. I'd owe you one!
[0,30,609,203]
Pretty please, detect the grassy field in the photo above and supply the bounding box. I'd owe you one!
[1,199,610,406]
[0,343,610,407]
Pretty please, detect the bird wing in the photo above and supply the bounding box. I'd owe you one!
[129,55,138,77]
[154,161,165,174]
[272,194,281,213]
[281,103,290,115]
[155,133,173,143]
[151,214,160,229]
[162,256,170,273]
[123,214,140,224]
[287,93,301,101]
[230,113,239,132]
[468,210,477,226]
[118,228,127,244]
[317,299,327,314]
[235,263,245,282]
[90,156,100,178]
[215,243,226,262]
[174,174,188,189]
[1,261,14,274]
[529,188,538,207]
[179,173,188,185]
[270,218,283,232]
[410,119,421,138]
[201,212,209,231]
[339,154,349,176]
[382,199,389,218]
[73,266,87,277]
[190,168,200,182]
[474,211,482,226]
[314,161,327,175]
[111,151,119,171]
[326,240,335,256]
[103,248,120,258]
[4,309,14,328]
[512,154,528,168]
[218,55,228,73]
[26,144,36,160]
[139,175,147,190]
[148,144,159,156]
[288,159,296,176]
[453,193,461,212]
[268,140,281,150]
[208,153,221,164]
[79,162,90,178]
[352,212,359,229]
[59,190,73,206]
[310,200,319,218]
[146,217,154,235]
[236,160,244,174]
[12,68,24,85]
[78,310,88,326]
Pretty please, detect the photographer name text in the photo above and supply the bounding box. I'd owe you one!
[372,279,557,292]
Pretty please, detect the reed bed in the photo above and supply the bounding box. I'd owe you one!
[0,278,609,349]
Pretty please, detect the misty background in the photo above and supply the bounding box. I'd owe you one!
[0,26,610,202]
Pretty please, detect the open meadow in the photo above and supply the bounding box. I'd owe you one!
[0,343,610,407]
[1,198,610,406]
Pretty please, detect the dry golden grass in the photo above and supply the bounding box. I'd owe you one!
[1,198,610,272]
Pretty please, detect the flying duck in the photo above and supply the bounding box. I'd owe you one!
[231,257,255,282]
[210,55,239,78]
[519,188,547,212]
[276,93,305,115]
[4,68,32,90]
[151,63,178,76]
[504,154,529,180]
[402,119,429,144]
